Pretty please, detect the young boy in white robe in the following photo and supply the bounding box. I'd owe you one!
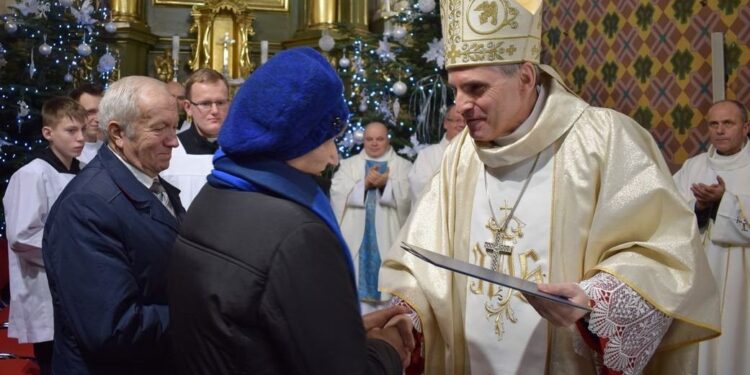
[3,97,86,375]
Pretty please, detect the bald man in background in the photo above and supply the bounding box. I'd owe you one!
[331,122,412,314]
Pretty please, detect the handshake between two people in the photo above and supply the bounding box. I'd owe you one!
[363,305,416,368]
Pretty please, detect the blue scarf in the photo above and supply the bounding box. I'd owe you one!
[207,149,356,286]
[358,160,388,301]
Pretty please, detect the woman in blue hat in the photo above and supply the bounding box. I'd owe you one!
[167,47,414,374]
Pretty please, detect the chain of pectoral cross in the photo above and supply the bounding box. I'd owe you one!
[483,152,541,268]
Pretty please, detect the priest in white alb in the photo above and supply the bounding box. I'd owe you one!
[408,104,465,206]
[331,122,412,313]
[379,1,721,374]
[673,100,750,375]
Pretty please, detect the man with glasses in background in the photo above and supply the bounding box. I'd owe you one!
[178,68,230,155]
[162,68,228,208]
[674,100,750,375]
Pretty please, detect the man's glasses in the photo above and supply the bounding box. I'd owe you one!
[189,100,230,111]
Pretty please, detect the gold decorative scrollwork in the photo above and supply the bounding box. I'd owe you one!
[189,0,256,79]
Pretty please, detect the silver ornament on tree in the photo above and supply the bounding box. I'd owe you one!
[392,25,407,41]
[104,21,117,33]
[358,102,368,113]
[38,34,52,56]
[353,128,365,144]
[318,30,335,52]
[338,49,350,68]
[418,0,436,13]
[392,80,407,96]
[64,72,74,82]
[77,41,91,56]
[4,19,18,34]
[28,49,36,78]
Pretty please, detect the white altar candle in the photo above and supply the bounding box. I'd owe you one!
[172,35,180,64]
[384,0,391,14]
[260,40,268,64]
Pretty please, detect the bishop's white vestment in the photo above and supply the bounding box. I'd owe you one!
[674,140,750,375]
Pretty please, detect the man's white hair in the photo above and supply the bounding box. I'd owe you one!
[99,76,165,138]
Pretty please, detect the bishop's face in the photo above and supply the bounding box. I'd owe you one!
[448,64,537,142]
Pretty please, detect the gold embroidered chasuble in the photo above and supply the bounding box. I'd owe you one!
[379,71,721,374]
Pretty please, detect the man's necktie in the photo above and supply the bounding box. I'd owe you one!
[150,178,175,217]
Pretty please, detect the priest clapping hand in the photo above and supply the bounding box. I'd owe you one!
[365,164,389,189]
[524,283,591,327]
[690,176,725,210]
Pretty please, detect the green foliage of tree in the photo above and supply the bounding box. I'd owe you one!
[0,0,115,235]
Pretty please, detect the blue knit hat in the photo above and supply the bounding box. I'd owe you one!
[218,47,349,161]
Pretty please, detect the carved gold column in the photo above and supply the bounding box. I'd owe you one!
[107,0,158,77]
[286,0,368,48]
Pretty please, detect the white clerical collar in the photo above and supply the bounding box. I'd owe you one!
[494,84,547,147]
[85,140,103,147]
[108,145,158,189]
[708,139,750,171]
[364,147,392,162]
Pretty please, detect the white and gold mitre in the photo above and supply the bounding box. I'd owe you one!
[440,0,543,68]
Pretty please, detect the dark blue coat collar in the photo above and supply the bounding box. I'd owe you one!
[98,145,184,229]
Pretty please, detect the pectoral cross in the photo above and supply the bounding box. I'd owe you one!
[218,32,235,78]
[484,217,513,272]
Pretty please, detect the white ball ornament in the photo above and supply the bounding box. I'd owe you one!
[104,22,117,33]
[38,42,52,56]
[418,0,436,13]
[4,20,18,34]
[318,33,335,52]
[353,128,365,144]
[392,81,407,96]
[392,26,407,41]
[77,42,92,56]
[358,102,368,113]
[338,55,350,68]
[64,73,74,82]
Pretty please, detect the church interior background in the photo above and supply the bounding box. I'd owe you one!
[0,0,749,172]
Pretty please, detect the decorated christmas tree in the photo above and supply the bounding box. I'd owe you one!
[327,0,449,159]
[0,0,118,235]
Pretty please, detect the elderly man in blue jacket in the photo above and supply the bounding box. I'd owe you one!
[43,76,184,374]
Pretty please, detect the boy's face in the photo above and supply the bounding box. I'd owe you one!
[43,116,85,161]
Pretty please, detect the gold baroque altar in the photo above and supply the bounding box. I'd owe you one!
[189,0,257,80]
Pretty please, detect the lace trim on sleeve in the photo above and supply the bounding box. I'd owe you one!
[579,272,673,375]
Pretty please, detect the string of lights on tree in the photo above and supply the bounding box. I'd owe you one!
[320,0,450,159]
[0,0,118,236]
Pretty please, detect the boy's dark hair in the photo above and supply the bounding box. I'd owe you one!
[185,68,228,100]
[69,83,104,102]
[42,97,87,129]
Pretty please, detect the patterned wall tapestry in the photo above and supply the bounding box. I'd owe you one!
[541,0,750,171]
